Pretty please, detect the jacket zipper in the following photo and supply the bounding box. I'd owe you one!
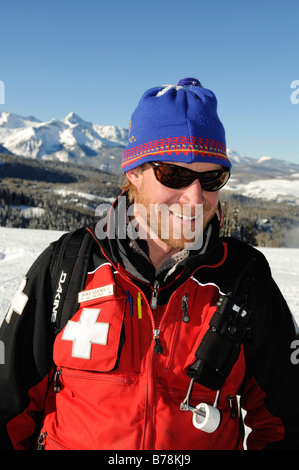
[151,280,159,309]
[54,368,62,393]
[151,280,163,354]
[37,432,47,450]
[54,366,128,385]
[37,431,72,450]
[142,284,190,449]
[181,293,190,322]
[227,395,237,419]
[153,329,163,354]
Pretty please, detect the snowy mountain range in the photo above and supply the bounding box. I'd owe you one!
[225,150,299,204]
[0,110,128,174]
[1,110,299,203]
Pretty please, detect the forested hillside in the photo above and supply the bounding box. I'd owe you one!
[1,153,299,247]
[0,154,121,231]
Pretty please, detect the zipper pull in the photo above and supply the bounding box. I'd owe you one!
[153,329,163,354]
[37,432,47,450]
[182,294,190,323]
[54,368,62,393]
[151,281,159,309]
[227,396,237,419]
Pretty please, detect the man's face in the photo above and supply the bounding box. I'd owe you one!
[127,161,221,251]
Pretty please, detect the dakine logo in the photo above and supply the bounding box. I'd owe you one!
[51,271,68,323]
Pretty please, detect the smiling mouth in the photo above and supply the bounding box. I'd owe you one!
[169,209,199,221]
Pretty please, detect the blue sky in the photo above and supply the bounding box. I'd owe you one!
[0,0,298,164]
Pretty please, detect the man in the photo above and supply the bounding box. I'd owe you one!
[0,78,298,450]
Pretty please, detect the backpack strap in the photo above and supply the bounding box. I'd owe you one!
[187,258,255,390]
[50,226,95,334]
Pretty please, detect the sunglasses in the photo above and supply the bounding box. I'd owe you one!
[148,162,230,191]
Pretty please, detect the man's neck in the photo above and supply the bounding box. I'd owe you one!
[146,236,180,270]
[132,212,181,270]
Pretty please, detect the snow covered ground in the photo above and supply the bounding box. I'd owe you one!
[224,176,299,205]
[0,226,298,326]
[0,227,65,323]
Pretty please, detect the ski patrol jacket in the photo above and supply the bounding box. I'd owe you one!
[0,195,299,450]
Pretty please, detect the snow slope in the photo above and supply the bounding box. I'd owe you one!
[224,149,299,204]
[0,227,298,326]
[0,227,64,323]
[224,175,299,204]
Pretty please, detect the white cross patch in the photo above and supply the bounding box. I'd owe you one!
[6,277,29,324]
[61,308,109,359]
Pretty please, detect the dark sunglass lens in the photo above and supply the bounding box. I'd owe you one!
[200,171,230,191]
[160,174,190,189]
[154,165,192,189]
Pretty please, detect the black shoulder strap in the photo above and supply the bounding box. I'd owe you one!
[50,226,95,334]
[188,258,255,390]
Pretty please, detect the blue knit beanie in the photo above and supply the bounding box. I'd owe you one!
[121,78,231,173]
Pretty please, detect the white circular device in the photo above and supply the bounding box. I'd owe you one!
[192,403,221,433]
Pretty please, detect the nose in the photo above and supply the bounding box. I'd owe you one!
[178,179,204,206]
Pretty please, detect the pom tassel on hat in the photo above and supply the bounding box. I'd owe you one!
[176,78,202,87]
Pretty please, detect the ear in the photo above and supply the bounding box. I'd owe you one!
[126,167,143,189]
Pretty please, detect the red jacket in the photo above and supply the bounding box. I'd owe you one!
[1,212,299,450]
